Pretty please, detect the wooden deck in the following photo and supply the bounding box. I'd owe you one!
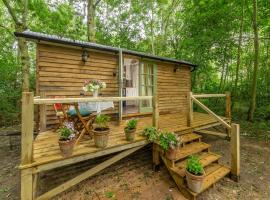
[20,112,226,172]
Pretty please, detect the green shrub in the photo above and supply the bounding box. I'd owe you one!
[186,155,204,175]
[125,118,138,130]
[158,131,180,151]
[142,126,159,142]
[95,114,110,129]
[57,122,76,141]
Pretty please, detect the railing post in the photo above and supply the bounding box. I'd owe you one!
[187,92,193,127]
[21,92,34,200]
[226,91,232,137]
[230,123,240,182]
[152,95,159,128]
[118,49,123,122]
[40,91,47,131]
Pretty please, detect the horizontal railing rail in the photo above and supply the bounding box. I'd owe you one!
[33,96,153,105]
[192,94,226,98]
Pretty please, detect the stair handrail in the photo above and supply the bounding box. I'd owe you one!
[187,92,232,130]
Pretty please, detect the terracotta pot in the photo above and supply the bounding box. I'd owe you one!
[58,139,76,157]
[93,127,110,148]
[185,169,205,193]
[124,128,136,141]
[165,147,178,160]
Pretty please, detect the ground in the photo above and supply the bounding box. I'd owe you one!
[0,126,270,200]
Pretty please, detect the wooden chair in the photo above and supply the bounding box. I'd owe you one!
[53,102,96,145]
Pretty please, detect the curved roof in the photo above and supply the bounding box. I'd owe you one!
[15,30,197,68]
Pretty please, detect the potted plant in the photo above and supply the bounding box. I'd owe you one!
[93,114,110,148]
[83,79,106,97]
[57,122,77,157]
[186,155,205,193]
[124,119,138,141]
[142,126,159,142]
[158,131,181,160]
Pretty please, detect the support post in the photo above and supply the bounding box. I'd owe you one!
[230,123,240,182]
[187,92,193,127]
[21,92,34,200]
[118,49,123,122]
[39,91,46,131]
[152,143,160,171]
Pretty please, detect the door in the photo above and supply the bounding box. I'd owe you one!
[139,60,157,113]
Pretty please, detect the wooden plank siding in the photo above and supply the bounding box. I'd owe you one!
[157,63,190,115]
[36,43,191,129]
[37,44,119,128]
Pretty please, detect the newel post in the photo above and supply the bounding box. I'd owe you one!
[40,91,47,131]
[226,91,232,137]
[230,123,240,182]
[21,92,34,200]
[187,92,193,127]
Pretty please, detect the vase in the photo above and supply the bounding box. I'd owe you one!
[93,90,99,97]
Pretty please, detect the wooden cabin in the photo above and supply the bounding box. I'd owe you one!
[15,31,240,200]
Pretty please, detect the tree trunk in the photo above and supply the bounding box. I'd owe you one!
[248,0,259,121]
[87,0,96,42]
[233,0,244,98]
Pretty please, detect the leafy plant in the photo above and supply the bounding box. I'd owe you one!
[125,118,138,130]
[95,114,110,129]
[186,155,204,176]
[158,131,180,151]
[105,191,115,198]
[142,126,159,142]
[57,121,76,141]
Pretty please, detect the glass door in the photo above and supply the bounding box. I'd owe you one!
[139,61,157,113]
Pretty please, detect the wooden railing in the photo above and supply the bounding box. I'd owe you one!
[187,92,240,181]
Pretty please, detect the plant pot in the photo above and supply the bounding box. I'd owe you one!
[185,169,205,193]
[165,147,178,160]
[92,90,99,97]
[58,139,76,157]
[93,127,110,148]
[124,128,136,141]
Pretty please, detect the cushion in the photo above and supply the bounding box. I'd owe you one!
[67,108,91,117]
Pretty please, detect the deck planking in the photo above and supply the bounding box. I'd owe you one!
[21,112,223,170]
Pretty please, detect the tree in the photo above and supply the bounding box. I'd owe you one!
[2,0,30,92]
[87,0,101,42]
[248,0,259,121]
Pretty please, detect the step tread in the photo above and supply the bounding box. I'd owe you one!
[169,142,211,161]
[171,152,221,177]
[187,163,231,196]
[181,133,202,144]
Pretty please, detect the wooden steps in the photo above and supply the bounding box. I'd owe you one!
[159,132,231,200]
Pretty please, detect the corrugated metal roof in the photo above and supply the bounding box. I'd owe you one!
[14,30,197,68]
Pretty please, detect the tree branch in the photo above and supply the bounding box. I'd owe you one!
[2,0,20,25]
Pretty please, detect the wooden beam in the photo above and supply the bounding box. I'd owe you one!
[230,123,240,181]
[21,92,34,165]
[152,143,160,171]
[20,140,149,173]
[36,145,146,200]
[191,96,231,130]
[39,91,46,131]
[118,49,123,122]
[187,92,193,127]
[34,96,153,105]
[225,91,232,137]
[152,95,159,127]
[21,168,33,200]
[192,94,226,98]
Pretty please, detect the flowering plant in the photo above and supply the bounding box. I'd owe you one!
[57,121,77,141]
[83,79,106,92]
[158,131,181,151]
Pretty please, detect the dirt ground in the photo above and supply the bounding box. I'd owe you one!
[0,130,270,200]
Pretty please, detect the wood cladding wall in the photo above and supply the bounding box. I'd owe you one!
[157,63,190,115]
[37,44,119,127]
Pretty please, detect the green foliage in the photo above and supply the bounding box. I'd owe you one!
[158,131,180,151]
[142,126,159,142]
[105,191,115,198]
[95,114,110,129]
[186,155,204,176]
[57,122,76,141]
[125,119,138,130]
